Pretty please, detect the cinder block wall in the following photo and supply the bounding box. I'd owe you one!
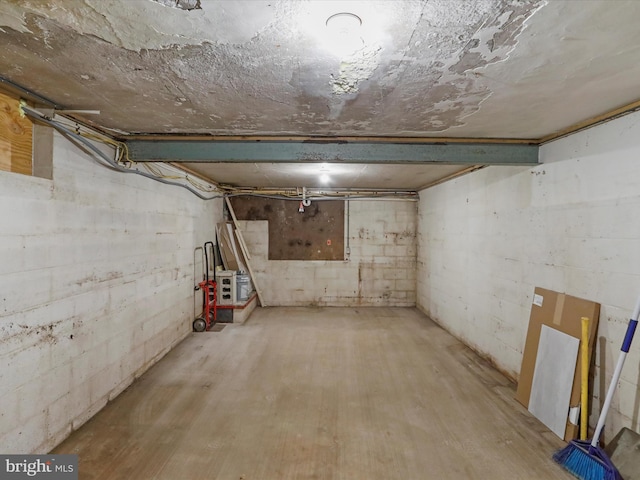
[417,110,640,439]
[238,199,417,306]
[0,133,221,453]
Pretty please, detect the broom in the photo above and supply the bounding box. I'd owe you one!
[580,317,590,442]
[553,295,640,480]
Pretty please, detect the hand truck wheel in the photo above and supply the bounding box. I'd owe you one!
[193,317,207,332]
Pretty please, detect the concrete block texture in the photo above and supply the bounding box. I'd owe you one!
[417,110,640,443]
[0,133,222,453]
[242,199,418,307]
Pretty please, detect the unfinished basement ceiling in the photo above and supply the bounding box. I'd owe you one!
[184,162,473,190]
[1,0,640,188]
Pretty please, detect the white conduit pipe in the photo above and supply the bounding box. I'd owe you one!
[302,187,311,207]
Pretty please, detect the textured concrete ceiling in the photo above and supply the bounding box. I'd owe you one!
[1,0,640,188]
[184,162,473,190]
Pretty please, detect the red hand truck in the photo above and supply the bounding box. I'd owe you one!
[193,241,217,332]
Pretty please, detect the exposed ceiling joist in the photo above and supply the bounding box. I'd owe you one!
[126,140,539,165]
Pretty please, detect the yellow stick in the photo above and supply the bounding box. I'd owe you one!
[580,317,590,441]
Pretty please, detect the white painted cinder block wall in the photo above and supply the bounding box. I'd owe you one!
[417,110,640,440]
[0,133,221,453]
[238,199,417,306]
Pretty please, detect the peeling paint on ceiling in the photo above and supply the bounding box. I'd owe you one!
[331,47,382,96]
[1,0,275,50]
[1,0,639,141]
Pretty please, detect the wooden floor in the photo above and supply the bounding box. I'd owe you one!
[53,307,573,479]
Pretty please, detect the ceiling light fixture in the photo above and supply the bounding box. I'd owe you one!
[326,12,362,32]
[324,12,364,57]
[319,173,331,184]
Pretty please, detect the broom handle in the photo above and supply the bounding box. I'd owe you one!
[580,317,589,441]
[590,295,640,447]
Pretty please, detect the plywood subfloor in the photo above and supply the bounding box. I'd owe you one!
[53,307,573,479]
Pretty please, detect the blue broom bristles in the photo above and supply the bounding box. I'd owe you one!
[553,440,622,480]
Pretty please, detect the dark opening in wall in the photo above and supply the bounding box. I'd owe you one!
[230,196,345,261]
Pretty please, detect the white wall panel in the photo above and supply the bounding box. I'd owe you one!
[0,132,221,453]
[238,200,417,307]
[417,110,640,439]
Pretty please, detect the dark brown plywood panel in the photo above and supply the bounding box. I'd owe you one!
[230,197,344,261]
